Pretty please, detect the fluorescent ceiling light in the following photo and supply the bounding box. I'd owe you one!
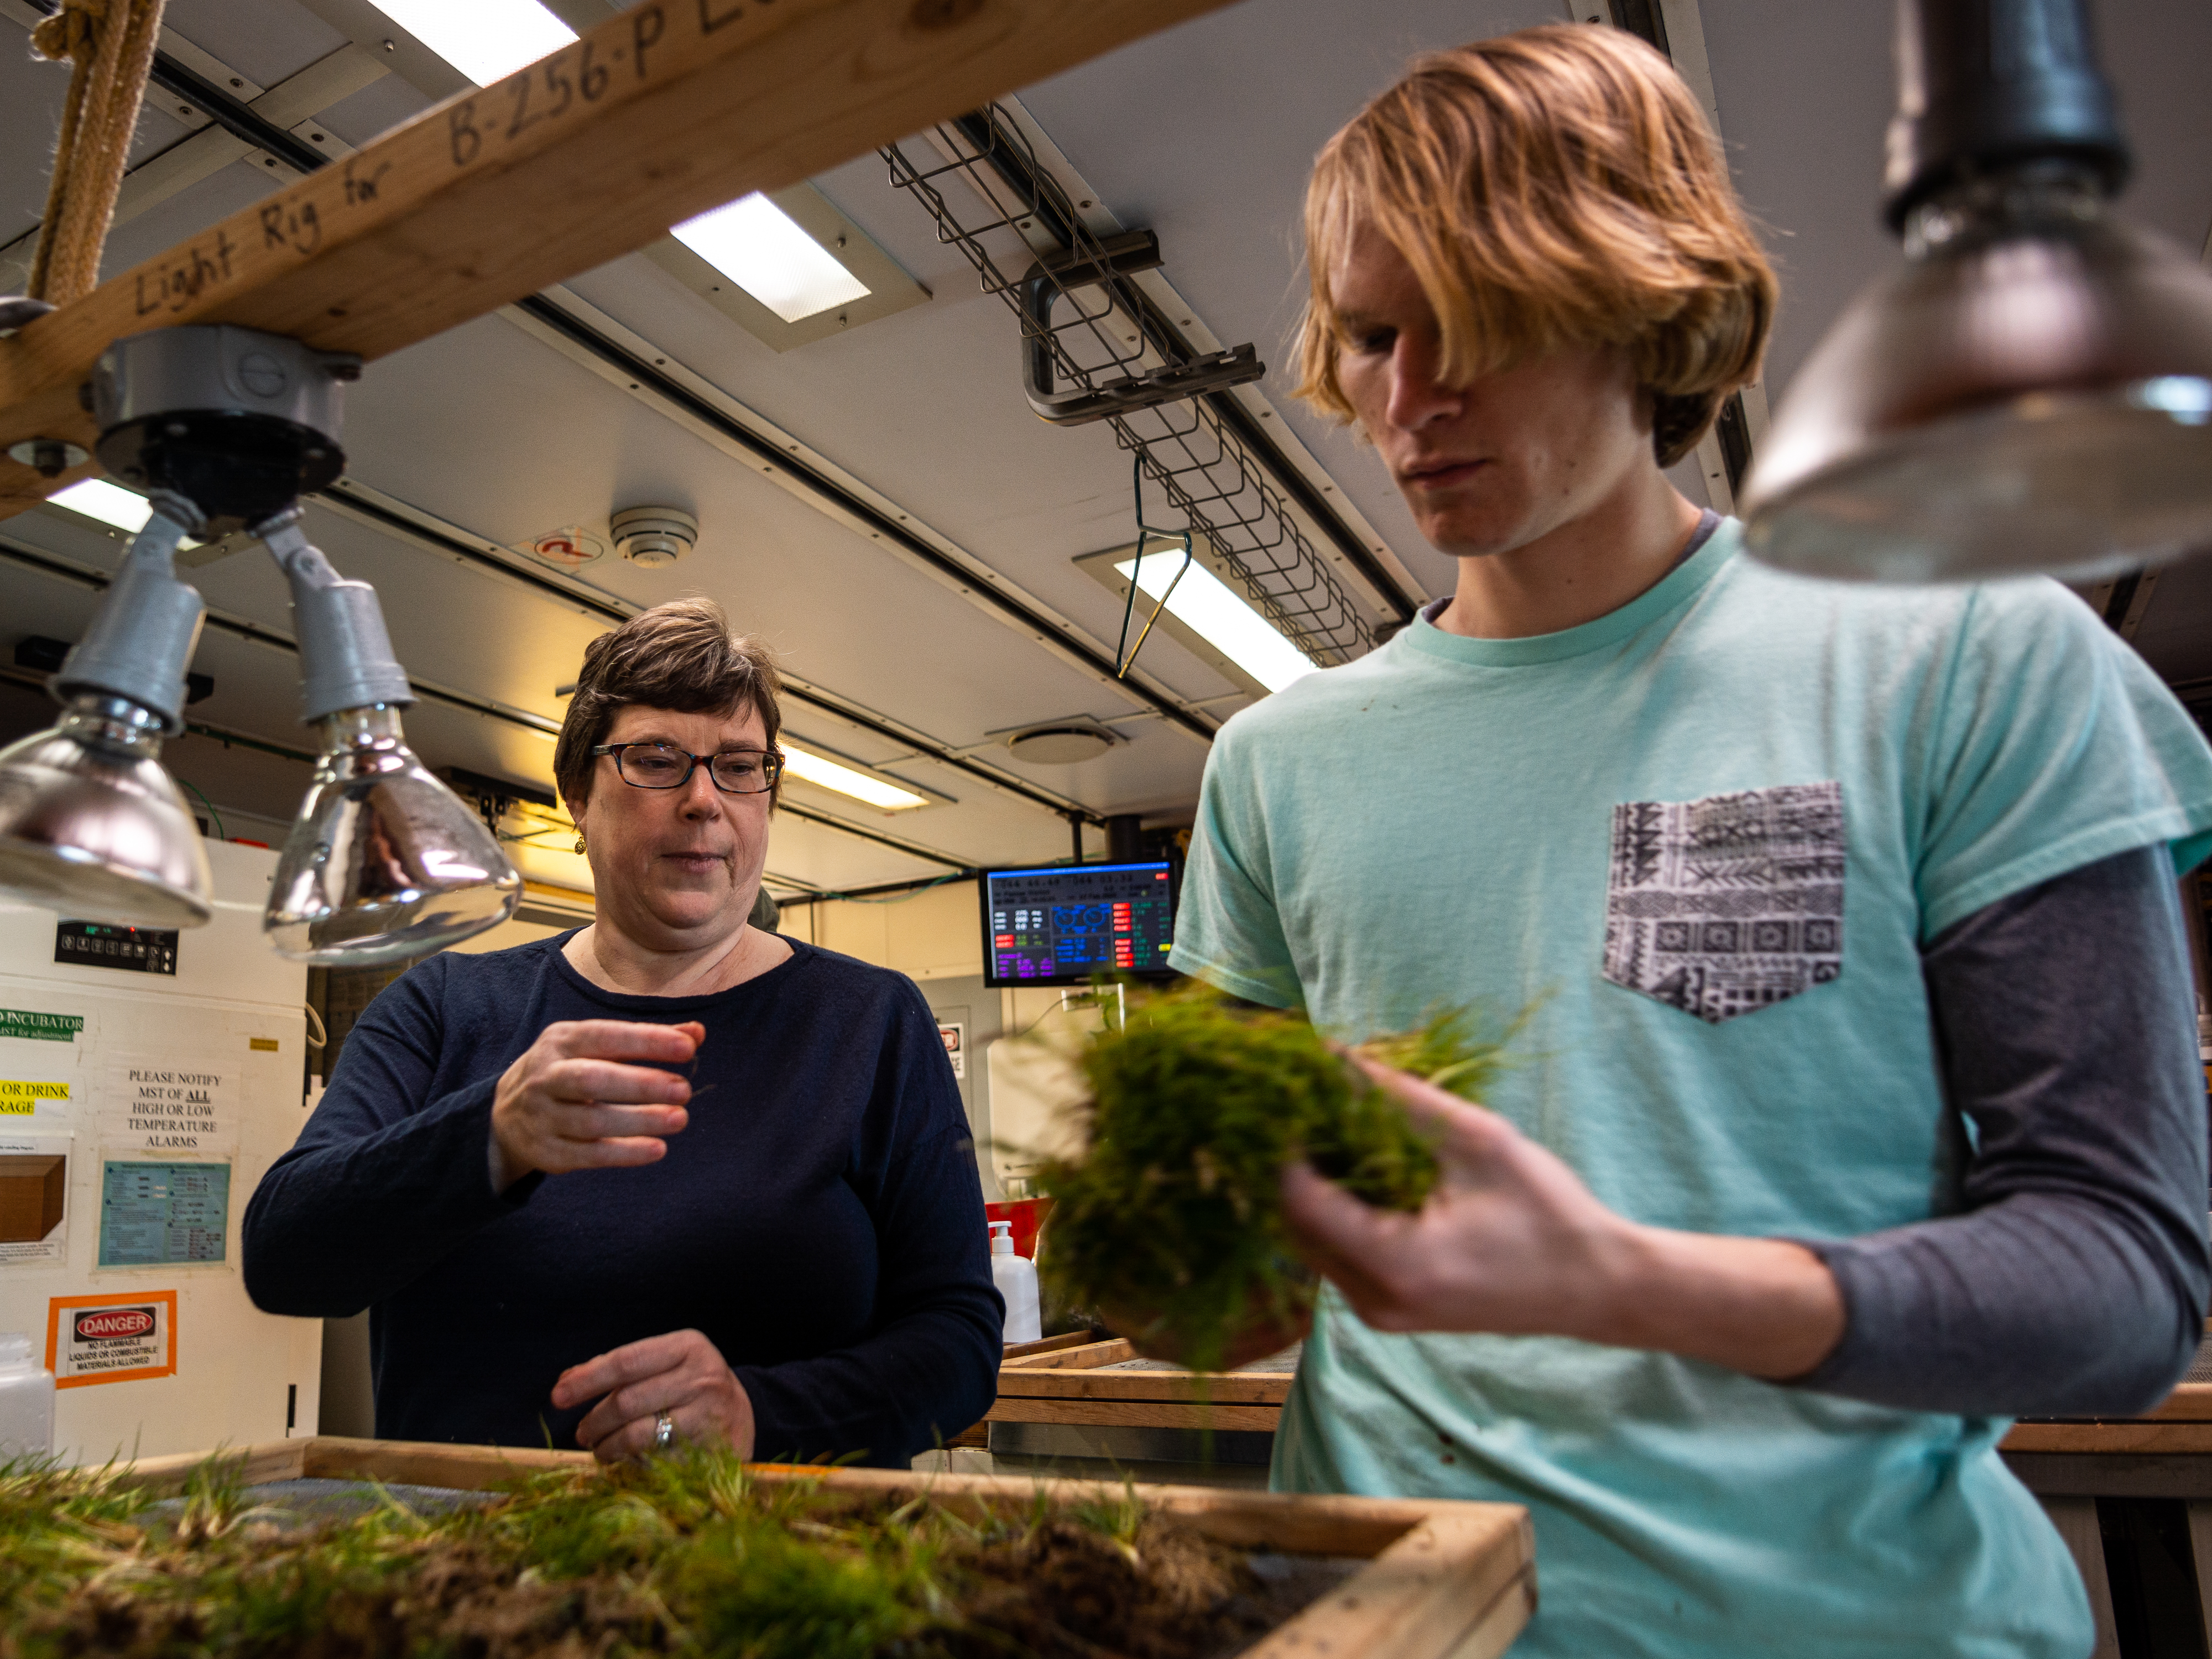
[672,194,871,325]
[367,0,575,86]
[1116,552,1316,693]
[50,478,155,534]
[782,745,927,811]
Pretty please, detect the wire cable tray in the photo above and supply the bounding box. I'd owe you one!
[880,107,1378,667]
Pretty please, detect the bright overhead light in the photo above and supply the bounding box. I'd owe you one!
[781,745,927,812]
[366,0,575,86]
[50,478,154,534]
[1115,552,1316,694]
[671,194,871,325]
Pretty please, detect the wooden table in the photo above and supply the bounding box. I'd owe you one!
[2001,1382,2212,1659]
[986,1334,1296,1432]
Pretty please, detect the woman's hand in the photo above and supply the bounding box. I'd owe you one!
[553,1329,757,1462]
[489,1019,703,1191]
[1280,1057,1846,1381]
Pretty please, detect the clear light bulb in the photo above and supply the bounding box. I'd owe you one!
[0,695,213,928]
[265,705,520,964]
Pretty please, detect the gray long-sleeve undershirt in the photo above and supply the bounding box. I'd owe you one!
[1791,843,2210,1417]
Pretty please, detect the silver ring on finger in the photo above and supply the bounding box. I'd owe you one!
[654,1410,675,1451]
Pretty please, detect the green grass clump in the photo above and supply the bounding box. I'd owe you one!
[1035,985,1515,1374]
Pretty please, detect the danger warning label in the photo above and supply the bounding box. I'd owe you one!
[46,1290,176,1387]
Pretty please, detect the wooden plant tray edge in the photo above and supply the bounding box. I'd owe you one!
[90,1436,1535,1659]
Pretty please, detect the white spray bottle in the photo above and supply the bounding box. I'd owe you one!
[990,1220,1042,1343]
[0,1332,55,1461]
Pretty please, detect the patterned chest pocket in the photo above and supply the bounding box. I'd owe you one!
[1603,781,1845,1025]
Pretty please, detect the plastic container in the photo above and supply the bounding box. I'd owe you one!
[990,1220,1042,1344]
[0,1332,55,1461]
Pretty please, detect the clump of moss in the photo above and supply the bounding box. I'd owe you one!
[1035,985,1515,1374]
[0,1447,1306,1658]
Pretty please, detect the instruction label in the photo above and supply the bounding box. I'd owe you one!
[0,1079,68,1117]
[102,1061,236,1153]
[0,1010,82,1044]
[46,1290,176,1387]
[98,1162,229,1267]
[0,1133,71,1265]
[938,1022,966,1081]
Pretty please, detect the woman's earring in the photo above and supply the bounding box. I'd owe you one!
[573,836,587,855]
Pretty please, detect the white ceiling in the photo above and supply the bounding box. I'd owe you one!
[3,0,2209,899]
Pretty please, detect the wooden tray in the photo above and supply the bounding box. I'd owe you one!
[103,1436,1535,1659]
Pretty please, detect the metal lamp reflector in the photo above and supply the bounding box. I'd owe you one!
[1741,0,2212,583]
[0,698,212,929]
[265,706,520,964]
[0,500,212,928]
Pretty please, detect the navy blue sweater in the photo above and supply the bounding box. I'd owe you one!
[243,936,1001,1466]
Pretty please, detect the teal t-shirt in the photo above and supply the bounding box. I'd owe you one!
[1169,521,2212,1658]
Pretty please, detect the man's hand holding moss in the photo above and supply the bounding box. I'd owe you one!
[1281,1057,1848,1382]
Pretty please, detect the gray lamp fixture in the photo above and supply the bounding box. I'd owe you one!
[0,325,520,959]
[1740,0,2212,583]
[0,498,212,927]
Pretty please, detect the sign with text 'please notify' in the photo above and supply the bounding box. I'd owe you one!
[101,1060,236,1154]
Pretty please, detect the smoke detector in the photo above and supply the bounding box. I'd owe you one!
[611,505,697,568]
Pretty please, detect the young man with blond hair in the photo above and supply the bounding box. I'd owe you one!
[1170,24,2212,1655]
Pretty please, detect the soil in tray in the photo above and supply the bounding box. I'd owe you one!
[0,1450,1359,1658]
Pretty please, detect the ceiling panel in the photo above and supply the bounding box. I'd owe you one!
[161,0,350,92]
[6,0,2209,899]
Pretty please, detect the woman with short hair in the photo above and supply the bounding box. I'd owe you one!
[246,597,999,1466]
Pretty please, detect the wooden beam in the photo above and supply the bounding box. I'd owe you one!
[0,0,1238,518]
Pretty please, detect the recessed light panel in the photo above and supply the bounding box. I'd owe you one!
[671,194,872,325]
[49,479,154,534]
[782,745,928,812]
[1114,551,1316,694]
[365,0,575,86]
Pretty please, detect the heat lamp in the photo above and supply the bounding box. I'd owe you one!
[1740,0,2212,583]
[0,325,519,958]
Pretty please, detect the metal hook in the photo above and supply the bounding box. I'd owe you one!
[1115,453,1194,680]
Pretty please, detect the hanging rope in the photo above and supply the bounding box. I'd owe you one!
[27,0,169,306]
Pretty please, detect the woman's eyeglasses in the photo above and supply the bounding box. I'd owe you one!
[591,743,782,795]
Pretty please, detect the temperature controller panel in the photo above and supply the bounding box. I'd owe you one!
[980,860,1176,987]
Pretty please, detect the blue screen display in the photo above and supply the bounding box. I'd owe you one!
[983,862,1176,984]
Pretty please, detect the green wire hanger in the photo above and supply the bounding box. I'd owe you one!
[1116,452,1194,680]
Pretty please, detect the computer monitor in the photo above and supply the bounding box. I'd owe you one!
[979,860,1178,988]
